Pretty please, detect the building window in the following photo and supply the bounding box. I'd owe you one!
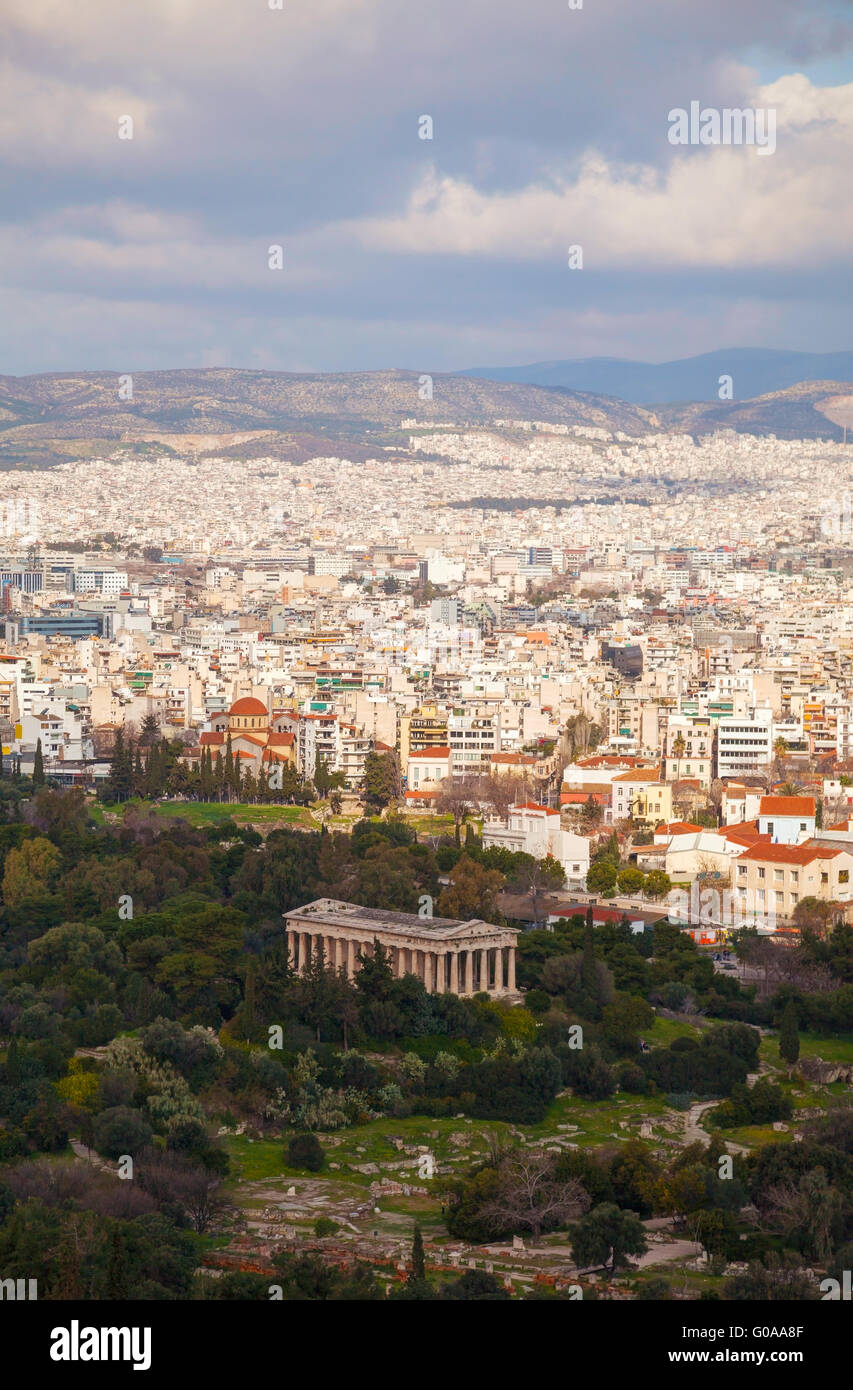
[758,867,765,879]
[766,822,774,835]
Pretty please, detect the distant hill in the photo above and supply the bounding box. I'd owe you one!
[0,366,848,468]
[662,381,853,441]
[0,368,657,467]
[462,348,853,405]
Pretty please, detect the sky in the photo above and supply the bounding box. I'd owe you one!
[1,0,852,376]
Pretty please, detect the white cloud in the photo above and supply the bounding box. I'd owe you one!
[345,76,853,270]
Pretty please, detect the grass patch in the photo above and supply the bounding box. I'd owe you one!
[94,799,312,828]
[648,1016,703,1046]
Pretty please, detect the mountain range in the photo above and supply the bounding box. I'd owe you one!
[0,366,850,468]
[463,348,853,405]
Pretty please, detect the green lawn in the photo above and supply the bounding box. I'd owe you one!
[92,799,313,828]
[759,1030,853,1068]
[648,1016,703,1046]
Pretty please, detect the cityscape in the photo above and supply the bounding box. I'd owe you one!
[1,0,852,1360]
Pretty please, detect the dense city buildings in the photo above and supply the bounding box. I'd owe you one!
[2,417,853,932]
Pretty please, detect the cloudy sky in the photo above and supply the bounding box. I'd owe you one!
[2,0,852,375]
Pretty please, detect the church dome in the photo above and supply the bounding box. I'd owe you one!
[229,697,268,717]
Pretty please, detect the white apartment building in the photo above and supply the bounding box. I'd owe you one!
[408,746,451,790]
[716,707,774,779]
[482,803,591,887]
[448,711,499,777]
[757,794,816,846]
[664,714,713,789]
[73,569,128,596]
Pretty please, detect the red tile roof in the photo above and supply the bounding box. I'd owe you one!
[738,841,845,865]
[759,795,816,817]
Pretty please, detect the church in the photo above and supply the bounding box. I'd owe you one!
[200,696,296,778]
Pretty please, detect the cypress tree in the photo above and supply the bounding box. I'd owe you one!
[779,998,800,1070]
[32,737,45,787]
[225,733,235,799]
[582,906,599,1017]
[411,1224,426,1282]
[5,1037,21,1086]
[108,726,133,802]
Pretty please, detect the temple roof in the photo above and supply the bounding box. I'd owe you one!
[284,898,512,941]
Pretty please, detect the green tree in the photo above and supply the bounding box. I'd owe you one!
[139,714,160,748]
[570,1203,648,1274]
[778,997,800,1070]
[292,938,338,1042]
[106,726,134,802]
[580,794,603,829]
[586,859,618,896]
[32,738,45,787]
[286,1133,325,1172]
[438,855,504,921]
[362,751,399,811]
[617,866,645,895]
[643,869,672,901]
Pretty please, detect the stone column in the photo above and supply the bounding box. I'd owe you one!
[494,946,504,994]
[480,947,489,993]
[465,949,474,994]
[434,952,444,993]
[507,946,516,991]
[326,935,336,968]
[450,951,459,994]
[423,950,433,993]
[396,946,407,977]
[302,932,312,972]
[347,937,356,978]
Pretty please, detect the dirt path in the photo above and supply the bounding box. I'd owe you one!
[70,1138,117,1174]
[684,1101,749,1155]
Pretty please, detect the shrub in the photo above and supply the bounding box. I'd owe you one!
[286,1133,325,1172]
[93,1105,154,1159]
[525,989,551,1015]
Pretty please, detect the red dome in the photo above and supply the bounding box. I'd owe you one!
[229,697,268,717]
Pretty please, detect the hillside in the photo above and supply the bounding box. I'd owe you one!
[0,368,848,468]
[661,380,853,441]
[0,369,658,468]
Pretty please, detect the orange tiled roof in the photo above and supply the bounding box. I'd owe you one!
[759,795,816,817]
[738,841,845,865]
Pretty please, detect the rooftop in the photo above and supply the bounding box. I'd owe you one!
[284,897,508,940]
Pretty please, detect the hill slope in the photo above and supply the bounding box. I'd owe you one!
[0,368,657,467]
[0,368,848,467]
